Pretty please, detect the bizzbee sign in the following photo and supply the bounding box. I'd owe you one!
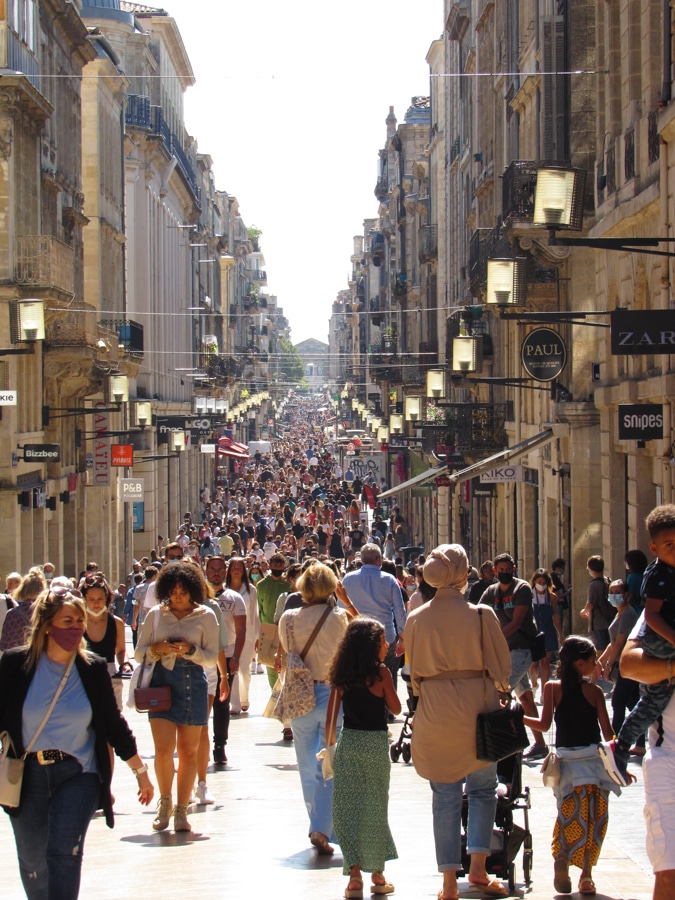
[618,404,663,441]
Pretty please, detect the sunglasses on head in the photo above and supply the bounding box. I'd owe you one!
[50,585,83,599]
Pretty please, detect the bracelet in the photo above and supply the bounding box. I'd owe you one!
[131,764,148,777]
[149,643,162,660]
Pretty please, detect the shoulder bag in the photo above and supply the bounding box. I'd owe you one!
[0,655,75,808]
[475,609,529,762]
[274,605,332,724]
[258,622,281,668]
[130,613,172,713]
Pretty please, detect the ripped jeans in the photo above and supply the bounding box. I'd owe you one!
[10,756,100,900]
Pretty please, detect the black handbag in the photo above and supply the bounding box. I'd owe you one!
[476,609,529,762]
[531,631,547,662]
[476,698,528,762]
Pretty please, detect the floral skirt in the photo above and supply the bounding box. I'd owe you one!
[552,784,609,869]
[333,728,398,874]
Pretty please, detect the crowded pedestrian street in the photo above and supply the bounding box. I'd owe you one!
[0,661,657,900]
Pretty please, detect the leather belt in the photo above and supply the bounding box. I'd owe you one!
[421,669,488,682]
[26,749,74,765]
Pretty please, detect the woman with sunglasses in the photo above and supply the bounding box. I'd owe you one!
[0,585,154,899]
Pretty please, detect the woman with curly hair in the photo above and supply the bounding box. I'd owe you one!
[326,617,401,898]
[136,561,219,832]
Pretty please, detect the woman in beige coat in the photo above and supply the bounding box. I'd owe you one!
[404,544,512,900]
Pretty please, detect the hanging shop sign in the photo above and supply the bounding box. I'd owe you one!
[23,443,61,462]
[611,309,675,355]
[111,444,133,466]
[119,478,144,502]
[480,465,523,483]
[618,404,663,441]
[156,416,212,443]
[0,390,17,405]
[520,328,567,382]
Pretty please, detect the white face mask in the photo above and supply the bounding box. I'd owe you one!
[535,584,548,593]
[86,606,108,618]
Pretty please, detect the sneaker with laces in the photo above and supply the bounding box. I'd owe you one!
[152,795,174,831]
[598,740,629,786]
[195,780,214,805]
[523,743,548,761]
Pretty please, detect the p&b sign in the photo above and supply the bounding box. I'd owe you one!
[119,478,144,502]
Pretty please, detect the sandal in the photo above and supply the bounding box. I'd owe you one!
[553,857,572,893]
[344,877,363,899]
[578,875,596,895]
[438,891,459,900]
[467,877,508,897]
[371,873,394,894]
[309,831,334,855]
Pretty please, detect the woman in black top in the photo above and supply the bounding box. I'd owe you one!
[81,574,129,711]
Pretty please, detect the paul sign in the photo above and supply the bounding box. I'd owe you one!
[520,328,567,382]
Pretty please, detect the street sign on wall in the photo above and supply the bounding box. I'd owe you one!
[618,404,663,441]
[119,478,144,502]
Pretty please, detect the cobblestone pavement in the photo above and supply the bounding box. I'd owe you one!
[1,646,655,900]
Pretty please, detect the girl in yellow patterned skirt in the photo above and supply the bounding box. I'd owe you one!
[524,636,622,896]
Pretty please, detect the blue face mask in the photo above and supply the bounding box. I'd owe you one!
[608,592,625,607]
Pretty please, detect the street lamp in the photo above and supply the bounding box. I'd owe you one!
[169,431,186,452]
[377,425,389,443]
[389,413,404,434]
[405,396,422,422]
[131,401,153,428]
[532,167,586,229]
[1,299,46,355]
[486,258,527,306]
[426,369,446,400]
[107,374,129,404]
[451,335,483,373]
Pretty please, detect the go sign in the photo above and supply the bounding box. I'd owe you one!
[119,478,144,502]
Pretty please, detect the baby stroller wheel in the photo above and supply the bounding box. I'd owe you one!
[390,745,401,762]
[508,862,516,894]
[401,743,412,764]
[523,847,533,885]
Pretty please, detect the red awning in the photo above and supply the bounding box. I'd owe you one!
[217,437,250,459]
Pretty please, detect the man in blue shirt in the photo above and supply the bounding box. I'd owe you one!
[342,543,407,693]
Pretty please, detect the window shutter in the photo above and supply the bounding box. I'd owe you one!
[542,16,567,162]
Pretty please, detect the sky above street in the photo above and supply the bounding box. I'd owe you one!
[163,0,442,345]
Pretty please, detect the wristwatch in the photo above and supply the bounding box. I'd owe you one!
[131,764,148,777]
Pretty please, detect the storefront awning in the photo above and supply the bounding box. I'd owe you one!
[378,428,556,498]
[217,437,250,459]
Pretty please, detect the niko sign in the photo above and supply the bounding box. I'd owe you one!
[520,328,567,382]
[618,404,663,441]
[119,478,144,502]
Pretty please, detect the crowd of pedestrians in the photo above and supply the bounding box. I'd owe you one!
[1,392,674,900]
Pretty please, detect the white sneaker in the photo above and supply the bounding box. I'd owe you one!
[195,781,215,805]
[249,662,257,674]
[256,663,264,674]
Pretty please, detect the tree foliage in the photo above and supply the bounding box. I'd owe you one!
[279,337,304,383]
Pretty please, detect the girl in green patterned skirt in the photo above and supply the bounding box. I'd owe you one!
[327,617,402,899]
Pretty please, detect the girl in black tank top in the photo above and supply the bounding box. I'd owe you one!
[326,618,402,899]
[522,636,618,897]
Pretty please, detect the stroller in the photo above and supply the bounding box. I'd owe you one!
[460,752,533,895]
[390,664,414,764]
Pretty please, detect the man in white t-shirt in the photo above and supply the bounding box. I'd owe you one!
[622,612,675,900]
[204,556,246,766]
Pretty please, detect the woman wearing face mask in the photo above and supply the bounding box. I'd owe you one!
[81,573,129,711]
[226,558,259,714]
[0,586,154,899]
[528,569,563,697]
[597,579,645,754]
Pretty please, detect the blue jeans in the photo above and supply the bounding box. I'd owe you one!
[291,682,342,841]
[10,756,100,900]
[509,648,533,698]
[430,764,498,870]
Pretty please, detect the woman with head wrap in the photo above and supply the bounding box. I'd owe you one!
[403,544,512,900]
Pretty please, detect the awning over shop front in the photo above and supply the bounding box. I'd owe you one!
[217,436,250,459]
[378,428,556,499]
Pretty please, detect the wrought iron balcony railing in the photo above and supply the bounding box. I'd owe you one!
[501,160,539,222]
[419,224,438,262]
[15,235,74,296]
